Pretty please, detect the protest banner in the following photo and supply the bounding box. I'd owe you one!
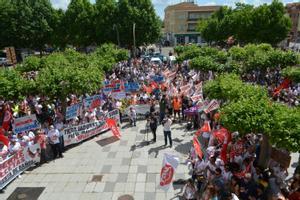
[0,144,40,190]
[124,82,140,92]
[159,153,179,190]
[197,100,210,112]
[84,95,101,110]
[204,100,220,114]
[125,104,159,117]
[63,120,108,146]
[111,91,126,100]
[12,114,40,134]
[191,94,203,103]
[106,109,121,125]
[193,136,203,159]
[151,75,164,83]
[106,118,121,138]
[195,82,203,93]
[65,103,82,121]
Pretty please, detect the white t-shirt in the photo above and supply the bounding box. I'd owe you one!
[48,129,60,144]
[9,142,21,153]
[163,118,172,131]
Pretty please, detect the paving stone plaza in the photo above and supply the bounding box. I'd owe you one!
[2,121,193,200]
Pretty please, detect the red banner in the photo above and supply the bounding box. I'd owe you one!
[200,121,211,133]
[273,78,291,96]
[106,118,121,138]
[193,136,203,159]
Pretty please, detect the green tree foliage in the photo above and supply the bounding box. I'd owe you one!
[89,43,128,72]
[62,0,95,47]
[94,0,117,44]
[203,73,299,152]
[203,73,268,102]
[0,69,29,100]
[190,56,222,72]
[0,0,56,51]
[16,56,41,73]
[198,1,291,46]
[117,0,161,47]
[282,67,300,83]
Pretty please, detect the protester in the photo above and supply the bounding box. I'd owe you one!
[162,114,173,148]
[47,125,63,159]
[149,114,158,142]
[129,107,137,126]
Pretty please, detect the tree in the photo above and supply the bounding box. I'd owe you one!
[0,0,56,52]
[94,0,117,45]
[63,0,95,47]
[282,67,300,83]
[0,69,30,100]
[117,0,161,48]
[197,1,291,46]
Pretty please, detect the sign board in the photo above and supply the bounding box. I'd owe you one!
[84,95,101,110]
[66,103,82,121]
[0,144,40,190]
[12,114,40,134]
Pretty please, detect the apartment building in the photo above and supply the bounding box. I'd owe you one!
[164,1,220,46]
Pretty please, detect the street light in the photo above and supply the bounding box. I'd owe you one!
[133,23,136,58]
[113,24,120,47]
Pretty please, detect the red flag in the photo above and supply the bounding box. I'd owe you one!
[0,134,9,146]
[273,78,291,96]
[193,136,203,159]
[200,121,211,133]
[195,129,201,136]
[106,118,121,138]
[2,110,12,131]
[150,81,159,89]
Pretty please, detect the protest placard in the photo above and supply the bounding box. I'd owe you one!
[12,114,40,134]
[84,95,101,110]
[65,103,82,120]
[204,100,220,114]
[63,120,108,146]
[106,109,121,125]
[124,82,140,92]
[0,144,40,190]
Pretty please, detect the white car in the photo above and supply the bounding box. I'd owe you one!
[150,57,162,65]
[0,57,7,66]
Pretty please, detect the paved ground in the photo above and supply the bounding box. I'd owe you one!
[1,119,299,200]
[1,120,193,200]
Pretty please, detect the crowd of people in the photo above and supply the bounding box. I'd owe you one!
[0,48,299,200]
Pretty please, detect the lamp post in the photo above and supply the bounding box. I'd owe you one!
[133,23,136,58]
[113,24,120,47]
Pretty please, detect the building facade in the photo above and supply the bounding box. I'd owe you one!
[286,3,300,43]
[164,1,220,46]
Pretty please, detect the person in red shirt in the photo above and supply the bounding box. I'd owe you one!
[34,129,48,165]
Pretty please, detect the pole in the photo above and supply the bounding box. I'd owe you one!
[113,24,120,47]
[133,23,136,58]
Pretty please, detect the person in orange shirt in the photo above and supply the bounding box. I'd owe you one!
[173,96,181,122]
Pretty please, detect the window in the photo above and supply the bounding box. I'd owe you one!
[178,24,185,31]
[187,23,197,32]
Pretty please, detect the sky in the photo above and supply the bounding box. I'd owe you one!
[51,0,300,19]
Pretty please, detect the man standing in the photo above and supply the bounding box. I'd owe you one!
[149,115,158,142]
[129,107,137,126]
[47,125,63,159]
[163,115,172,148]
[159,95,167,123]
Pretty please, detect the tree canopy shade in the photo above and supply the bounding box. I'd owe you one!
[203,73,300,152]
[116,0,161,47]
[282,67,300,83]
[62,0,95,48]
[0,0,57,51]
[0,69,30,100]
[197,1,291,46]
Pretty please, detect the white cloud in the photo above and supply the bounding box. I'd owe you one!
[51,0,70,10]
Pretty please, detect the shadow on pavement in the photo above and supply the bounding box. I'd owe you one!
[96,136,119,147]
[148,145,168,158]
[174,141,191,155]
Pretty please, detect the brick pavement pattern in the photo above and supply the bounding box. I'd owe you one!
[2,120,193,200]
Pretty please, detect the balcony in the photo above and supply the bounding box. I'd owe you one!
[187,28,196,32]
[187,18,199,21]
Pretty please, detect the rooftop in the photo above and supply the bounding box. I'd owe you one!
[165,2,221,12]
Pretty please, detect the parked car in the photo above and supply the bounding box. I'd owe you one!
[0,57,7,66]
[150,57,162,65]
